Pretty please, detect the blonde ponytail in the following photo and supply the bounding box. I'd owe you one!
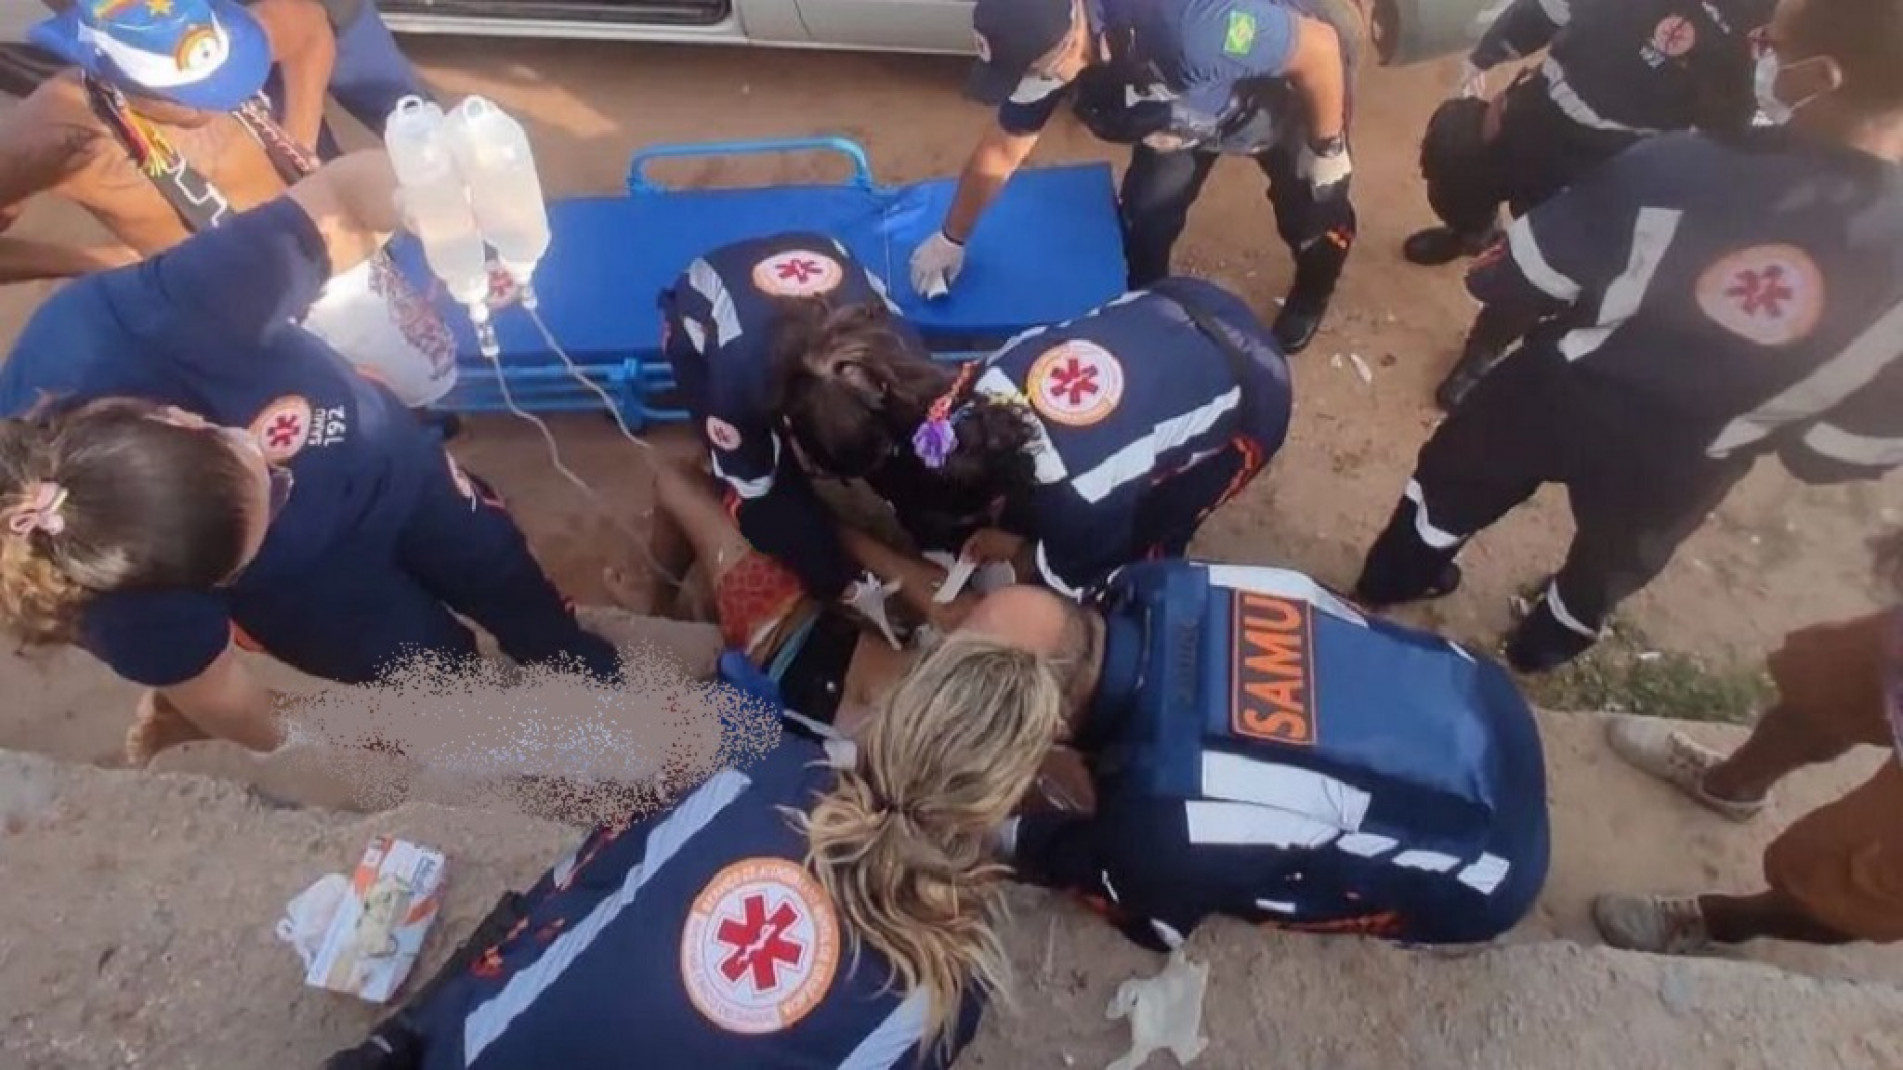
[796,633,1065,1056]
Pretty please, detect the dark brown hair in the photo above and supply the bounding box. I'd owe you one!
[0,397,256,644]
[1790,0,1903,109]
[770,299,951,478]
[771,300,1041,517]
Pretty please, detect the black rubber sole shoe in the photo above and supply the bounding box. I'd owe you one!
[1353,562,1464,610]
[1403,226,1499,267]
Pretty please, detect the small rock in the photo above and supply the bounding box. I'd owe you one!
[1658,963,1695,1014]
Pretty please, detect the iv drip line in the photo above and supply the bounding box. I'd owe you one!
[481,338,687,591]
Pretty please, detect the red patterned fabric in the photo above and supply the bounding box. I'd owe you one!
[713,552,807,654]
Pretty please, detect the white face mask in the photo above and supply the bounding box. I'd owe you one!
[1754,51,1797,125]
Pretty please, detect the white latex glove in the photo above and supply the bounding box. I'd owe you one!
[1455,59,1488,99]
[842,572,904,650]
[1298,142,1354,192]
[910,230,966,300]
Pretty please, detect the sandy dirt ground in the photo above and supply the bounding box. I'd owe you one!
[4,712,1903,1070]
[1,30,1901,1070]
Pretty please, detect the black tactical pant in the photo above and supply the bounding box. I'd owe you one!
[1119,140,1357,297]
[1356,348,1752,671]
[1422,72,1640,241]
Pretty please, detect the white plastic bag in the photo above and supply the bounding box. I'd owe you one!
[1106,948,1211,1070]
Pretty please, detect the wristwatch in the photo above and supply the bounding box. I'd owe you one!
[1309,133,1347,158]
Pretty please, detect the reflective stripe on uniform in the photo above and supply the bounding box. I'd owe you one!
[1457,853,1512,895]
[710,433,780,501]
[1707,300,1903,457]
[1403,480,1466,550]
[1203,565,1369,627]
[1505,216,1582,303]
[1537,0,1571,24]
[836,990,932,1070]
[1069,388,1242,504]
[1183,799,1342,848]
[1540,58,1663,135]
[1390,850,1462,873]
[461,769,753,1066]
[1542,580,1599,638]
[1199,751,1372,831]
[687,258,742,350]
[1801,423,1903,467]
[1559,207,1683,362]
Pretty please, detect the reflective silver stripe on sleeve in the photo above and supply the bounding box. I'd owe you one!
[1800,423,1903,467]
[462,769,753,1065]
[836,990,932,1070]
[1541,58,1663,135]
[687,257,742,349]
[1404,479,1466,550]
[1559,207,1683,362]
[1708,301,1903,457]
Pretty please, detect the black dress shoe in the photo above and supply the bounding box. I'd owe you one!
[1271,292,1331,354]
[1353,562,1463,609]
[1403,225,1498,267]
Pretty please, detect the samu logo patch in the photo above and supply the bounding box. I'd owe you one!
[1224,9,1259,56]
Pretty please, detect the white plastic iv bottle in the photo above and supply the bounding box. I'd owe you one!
[384,97,489,309]
[444,96,551,287]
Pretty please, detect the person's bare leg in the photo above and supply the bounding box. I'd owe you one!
[651,460,756,586]
[1699,889,1858,945]
[125,690,214,766]
[1703,702,1852,804]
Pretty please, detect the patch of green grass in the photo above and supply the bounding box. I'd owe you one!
[1519,620,1773,724]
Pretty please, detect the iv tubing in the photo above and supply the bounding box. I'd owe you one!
[482,347,687,590]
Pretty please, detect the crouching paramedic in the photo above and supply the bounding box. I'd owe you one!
[653,231,933,613]
[0,150,620,768]
[322,635,1067,1070]
[912,0,1363,354]
[1412,0,1769,410]
[969,562,1550,949]
[800,278,1292,601]
[1407,0,1767,269]
[1357,0,1903,673]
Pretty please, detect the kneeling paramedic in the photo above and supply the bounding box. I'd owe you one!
[323,634,1068,1070]
[811,277,1294,601]
[654,231,931,613]
[1357,0,1903,672]
[696,557,1546,948]
[971,561,1550,949]
[912,0,1362,355]
[0,150,621,768]
[1411,0,1768,409]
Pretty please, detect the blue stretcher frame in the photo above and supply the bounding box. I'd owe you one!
[393,136,1128,430]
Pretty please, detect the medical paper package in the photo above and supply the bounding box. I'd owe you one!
[303,836,448,1004]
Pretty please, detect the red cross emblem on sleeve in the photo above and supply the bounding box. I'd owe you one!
[681,858,841,1035]
[1695,244,1825,348]
[1026,340,1126,427]
[751,250,846,298]
[248,396,313,463]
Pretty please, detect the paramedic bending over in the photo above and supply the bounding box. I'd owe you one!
[0,150,621,767]
[653,232,933,609]
[325,636,1065,1070]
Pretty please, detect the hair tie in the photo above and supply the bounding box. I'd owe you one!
[867,781,923,824]
[912,362,979,470]
[6,482,69,538]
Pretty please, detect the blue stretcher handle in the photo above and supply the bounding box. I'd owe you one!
[625,136,876,195]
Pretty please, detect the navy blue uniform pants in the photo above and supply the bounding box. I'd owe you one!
[232,456,620,686]
[1119,140,1357,297]
[1356,348,1751,669]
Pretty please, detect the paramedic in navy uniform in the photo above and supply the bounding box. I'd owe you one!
[910,0,1361,355]
[653,232,931,608]
[1412,0,1770,408]
[0,149,621,767]
[970,564,1549,949]
[1356,0,1903,673]
[780,277,1293,601]
[323,635,1067,1070]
